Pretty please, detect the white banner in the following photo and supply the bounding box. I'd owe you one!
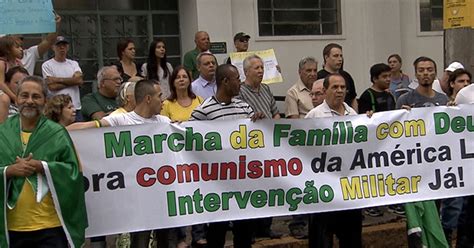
[70,105,474,237]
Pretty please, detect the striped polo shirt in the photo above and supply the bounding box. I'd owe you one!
[238,82,278,119]
[190,96,254,121]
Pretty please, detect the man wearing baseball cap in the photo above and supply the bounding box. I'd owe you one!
[42,36,84,121]
[225,32,251,64]
[438,61,464,94]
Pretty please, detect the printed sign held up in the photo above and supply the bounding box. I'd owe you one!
[0,0,55,35]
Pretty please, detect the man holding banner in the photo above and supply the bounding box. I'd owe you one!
[0,76,87,248]
[397,56,449,248]
[305,73,361,248]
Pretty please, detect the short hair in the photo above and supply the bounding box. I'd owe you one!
[370,63,391,83]
[5,66,29,83]
[387,54,402,64]
[448,68,472,96]
[322,43,342,63]
[116,81,136,107]
[216,64,238,87]
[44,94,72,123]
[167,65,196,101]
[116,38,134,60]
[17,76,48,97]
[196,52,216,66]
[323,73,344,89]
[97,66,117,85]
[134,79,158,104]
[298,57,318,71]
[243,54,262,73]
[413,56,437,73]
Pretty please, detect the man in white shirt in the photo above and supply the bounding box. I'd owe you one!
[42,36,83,121]
[305,74,361,248]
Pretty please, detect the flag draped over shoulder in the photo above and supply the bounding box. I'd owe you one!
[405,201,448,248]
[0,115,88,248]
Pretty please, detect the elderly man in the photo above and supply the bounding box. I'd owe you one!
[81,66,122,121]
[305,74,361,248]
[239,54,280,119]
[311,79,325,107]
[285,57,318,118]
[0,76,87,247]
[184,31,211,80]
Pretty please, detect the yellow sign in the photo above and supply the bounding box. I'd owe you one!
[443,0,472,29]
[229,49,283,84]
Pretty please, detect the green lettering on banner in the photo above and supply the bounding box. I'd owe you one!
[273,124,291,147]
[204,132,222,151]
[168,133,184,152]
[434,112,450,134]
[204,193,221,212]
[134,136,153,155]
[167,191,177,216]
[104,131,132,158]
[250,190,267,208]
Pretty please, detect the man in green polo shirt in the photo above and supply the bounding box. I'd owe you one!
[183,31,211,80]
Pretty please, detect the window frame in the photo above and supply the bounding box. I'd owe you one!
[416,0,443,36]
[253,0,346,41]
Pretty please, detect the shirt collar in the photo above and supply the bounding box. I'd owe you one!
[321,100,351,116]
[197,75,216,87]
[296,78,311,92]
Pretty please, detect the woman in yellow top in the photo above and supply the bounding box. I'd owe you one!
[161,66,203,121]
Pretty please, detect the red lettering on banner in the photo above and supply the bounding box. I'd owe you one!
[157,165,177,185]
[248,160,263,179]
[288,158,303,175]
[136,167,156,187]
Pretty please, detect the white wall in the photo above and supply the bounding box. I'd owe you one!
[180,0,443,97]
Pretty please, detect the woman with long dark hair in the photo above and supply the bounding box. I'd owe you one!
[141,39,173,99]
[113,38,142,82]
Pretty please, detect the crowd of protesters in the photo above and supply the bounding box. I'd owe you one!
[0,13,473,248]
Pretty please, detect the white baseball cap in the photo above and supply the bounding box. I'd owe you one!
[445,62,464,72]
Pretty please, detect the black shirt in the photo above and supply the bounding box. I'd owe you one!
[317,69,357,106]
[358,88,395,114]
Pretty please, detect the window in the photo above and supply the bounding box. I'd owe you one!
[24,0,181,96]
[257,0,342,36]
[419,0,443,32]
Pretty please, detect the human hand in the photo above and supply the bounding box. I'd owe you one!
[251,112,266,122]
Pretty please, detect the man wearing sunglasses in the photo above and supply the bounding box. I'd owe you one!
[225,32,250,64]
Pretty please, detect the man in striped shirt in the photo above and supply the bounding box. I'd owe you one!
[238,54,280,119]
[235,54,283,239]
[190,64,263,248]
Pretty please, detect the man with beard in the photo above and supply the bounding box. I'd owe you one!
[397,56,449,248]
[0,76,87,247]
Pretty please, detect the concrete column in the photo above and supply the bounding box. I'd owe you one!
[444,28,474,73]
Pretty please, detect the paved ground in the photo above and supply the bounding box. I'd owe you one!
[222,207,408,248]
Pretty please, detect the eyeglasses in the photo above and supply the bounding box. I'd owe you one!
[104,77,123,83]
[310,92,324,97]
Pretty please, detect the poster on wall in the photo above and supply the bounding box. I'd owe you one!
[443,0,472,29]
[0,0,56,35]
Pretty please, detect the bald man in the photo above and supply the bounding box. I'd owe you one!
[183,31,211,80]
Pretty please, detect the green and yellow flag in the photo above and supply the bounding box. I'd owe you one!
[0,115,88,248]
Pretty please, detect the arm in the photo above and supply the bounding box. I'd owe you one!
[66,119,110,131]
[46,71,84,88]
[0,93,10,123]
[37,14,61,56]
[0,62,16,102]
[284,89,300,119]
